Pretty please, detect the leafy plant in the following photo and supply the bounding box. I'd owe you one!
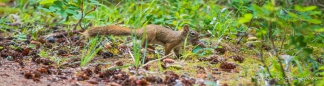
[40,0,96,29]
[80,36,104,67]
[38,50,48,58]
[40,0,80,21]
[2,0,323,85]
[237,0,324,85]
[131,34,142,71]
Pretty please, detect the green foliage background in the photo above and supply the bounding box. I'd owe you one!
[0,0,323,85]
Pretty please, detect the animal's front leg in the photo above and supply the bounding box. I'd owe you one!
[164,43,174,56]
[173,46,182,58]
[141,41,154,50]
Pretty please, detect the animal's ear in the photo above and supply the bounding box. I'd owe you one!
[183,24,189,31]
[182,24,190,34]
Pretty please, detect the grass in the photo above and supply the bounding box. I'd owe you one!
[0,0,323,85]
[80,36,104,67]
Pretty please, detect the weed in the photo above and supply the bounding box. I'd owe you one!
[80,36,104,67]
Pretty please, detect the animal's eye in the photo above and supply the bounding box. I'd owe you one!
[190,32,195,36]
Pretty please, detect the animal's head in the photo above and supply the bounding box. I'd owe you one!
[181,24,200,42]
[181,25,206,48]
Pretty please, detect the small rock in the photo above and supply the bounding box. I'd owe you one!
[163,58,175,63]
[51,77,59,82]
[167,65,183,70]
[212,71,221,74]
[212,68,218,71]
[58,76,67,79]
[247,36,257,41]
[102,51,113,58]
[46,37,55,43]
[77,77,83,81]
[87,80,98,84]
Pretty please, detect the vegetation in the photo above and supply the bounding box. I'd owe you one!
[0,0,323,85]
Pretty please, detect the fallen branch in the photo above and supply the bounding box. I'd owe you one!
[128,49,136,63]
[140,53,174,68]
[44,30,83,38]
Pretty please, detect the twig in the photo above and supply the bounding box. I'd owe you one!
[73,2,97,30]
[105,64,134,70]
[260,40,272,78]
[279,32,286,53]
[203,66,214,80]
[62,33,72,45]
[44,30,82,38]
[236,18,254,44]
[73,0,84,30]
[140,53,173,68]
[128,49,135,63]
[85,6,97,15]
[268,21,290,86]
[60,61,80,68]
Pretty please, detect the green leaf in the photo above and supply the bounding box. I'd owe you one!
[303,6,317,11]
[238,14,253,24]
[295,5,317,12]
[58,10,67,18]
[204,81,218,86]
[294,59,304,73]
[14,34,27,41]
[67,4,79,10]
[49,6,58,12]
[319,66,324,70]
[90,0,100,5]
[192,46,202,53]
[84,15,95,19]
[40,0,57,5]
[53,1,64,9]
[252,4,262,14]
[315,28,324,32]
[256,28,267,38]
[306,19,322,24]
[41,8,52,12]
[309,11,322,15]
[304,48,313,54]
[65,9,77,14]
[287,12,298,18]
